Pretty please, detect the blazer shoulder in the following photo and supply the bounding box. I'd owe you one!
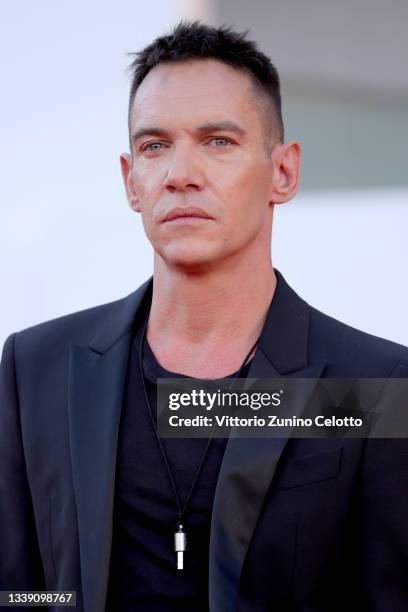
[6,276,152,364]
[0,299,122,383]
[309,305,408,377]
[13,295,125,346]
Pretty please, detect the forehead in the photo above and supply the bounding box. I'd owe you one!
[130,59,262,132]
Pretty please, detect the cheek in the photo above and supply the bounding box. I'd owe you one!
[132,168,162,221]
[133,167,157,201]
[220,164,272,222]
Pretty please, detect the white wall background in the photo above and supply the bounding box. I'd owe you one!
[1,1,407,350]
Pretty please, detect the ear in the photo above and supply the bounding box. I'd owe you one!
[269,141,302,205]
[120,153,141,212]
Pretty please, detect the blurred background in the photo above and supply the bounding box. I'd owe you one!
[1,0,407,349]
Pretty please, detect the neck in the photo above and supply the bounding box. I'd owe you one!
[146,244,276,378]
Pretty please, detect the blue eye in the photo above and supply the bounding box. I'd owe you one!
[210,138,230,147]
[144,142,163,151]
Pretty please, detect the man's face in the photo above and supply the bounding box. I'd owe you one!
[122,59,281,270]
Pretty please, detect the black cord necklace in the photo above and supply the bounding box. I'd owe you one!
[138,314,260,571]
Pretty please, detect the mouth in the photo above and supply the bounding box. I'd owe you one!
[162,206,214,223]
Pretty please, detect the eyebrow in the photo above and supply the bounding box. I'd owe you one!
[131,121,247,145]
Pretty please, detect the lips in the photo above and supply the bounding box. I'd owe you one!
[162,206,214,222]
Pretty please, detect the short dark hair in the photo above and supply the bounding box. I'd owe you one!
[126,21,284,152]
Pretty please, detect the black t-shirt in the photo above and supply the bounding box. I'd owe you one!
[106,320,252,611]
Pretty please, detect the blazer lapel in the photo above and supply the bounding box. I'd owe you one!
[68,278,152,612]
[209,271,327,612]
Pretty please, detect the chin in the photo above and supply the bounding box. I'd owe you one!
[156,241,222,272]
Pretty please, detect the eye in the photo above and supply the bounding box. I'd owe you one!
[141,142,165,152]
[209,137,232,147]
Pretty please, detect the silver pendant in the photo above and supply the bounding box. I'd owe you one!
[174,524,187,570]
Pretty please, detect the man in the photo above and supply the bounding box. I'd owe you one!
[1,21,407,612]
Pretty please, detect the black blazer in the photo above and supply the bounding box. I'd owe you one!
[1,270,408,612]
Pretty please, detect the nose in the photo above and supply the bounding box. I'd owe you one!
[163,143,205,193]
